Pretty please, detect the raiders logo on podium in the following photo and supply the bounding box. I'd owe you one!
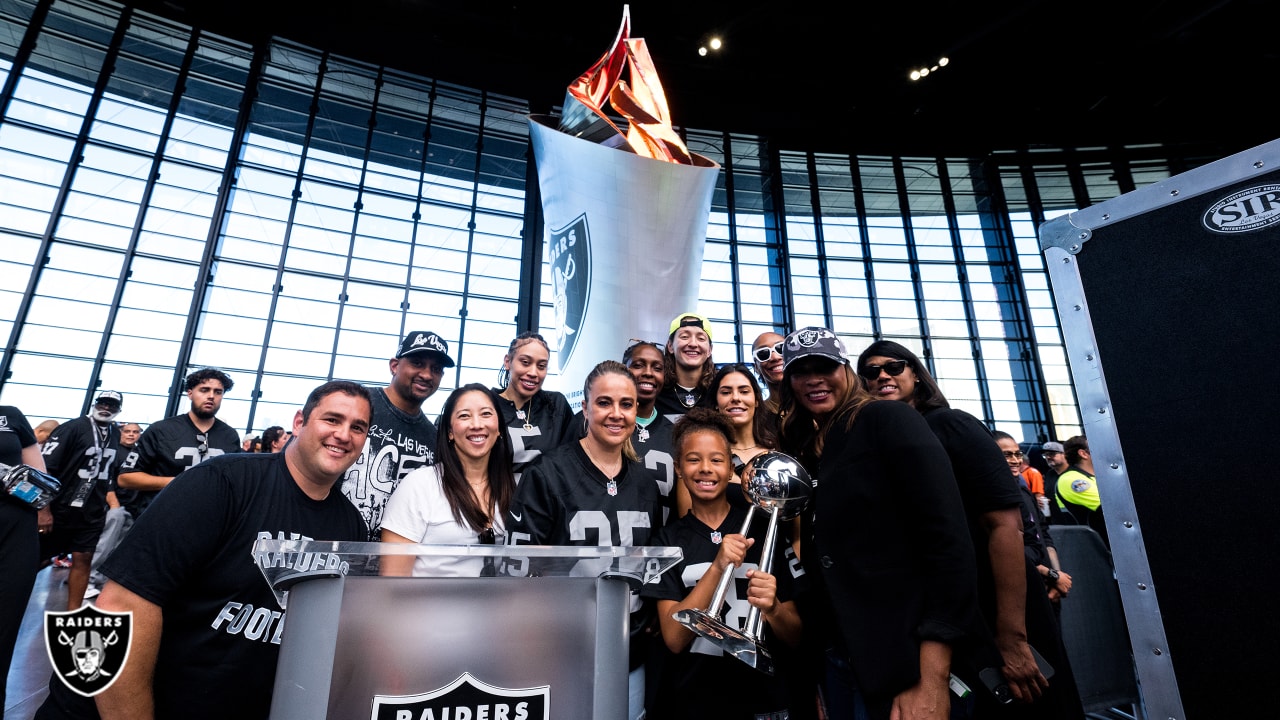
[371,672,549,720]
[44,605,132,697]
[548,213,591,369]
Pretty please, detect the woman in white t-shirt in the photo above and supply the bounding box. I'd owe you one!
[380,384,515,577]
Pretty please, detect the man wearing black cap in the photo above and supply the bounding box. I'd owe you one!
[117,368,240,517]
[340,330,454,538]
[39,390,124,610]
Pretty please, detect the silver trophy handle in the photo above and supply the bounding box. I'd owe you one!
[703,504,756,616]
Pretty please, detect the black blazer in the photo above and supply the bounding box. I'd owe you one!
[807,400,980,704]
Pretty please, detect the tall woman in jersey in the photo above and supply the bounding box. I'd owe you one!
[857,340,1081,717]
[508,360,660,720]
[380,384,515,577]
[655,313,716,421]
[494,331,574,479]
[778,327,978,720]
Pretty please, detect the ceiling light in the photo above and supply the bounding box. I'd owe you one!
[938,57,949,67]
[910,70,922,81]
[698,46,707,56]
[919,67,930,77]
[709,37,722,50]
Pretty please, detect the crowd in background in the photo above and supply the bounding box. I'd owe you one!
[1,315,1108,720]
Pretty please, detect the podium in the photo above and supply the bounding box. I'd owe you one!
[253,540,681,720]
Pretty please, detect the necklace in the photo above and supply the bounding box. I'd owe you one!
[581,441,622,494]
[635,408,657,443]
[505,391,534,431]
[676,384,700,408]
[732,444,758,454]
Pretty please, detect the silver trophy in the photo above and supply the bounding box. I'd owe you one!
[674,452,811,675]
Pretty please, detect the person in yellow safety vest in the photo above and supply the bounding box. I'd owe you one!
[1055,435,1107,546]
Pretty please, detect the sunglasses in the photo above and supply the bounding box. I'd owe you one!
[1002,450,1025,460]
[857,359,909,380]
[196,433,209,458]
[752,341,785,364]
[478,527,499,577]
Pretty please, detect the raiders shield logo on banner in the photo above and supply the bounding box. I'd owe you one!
[548,213,591,368]
[371,672,549,720]
[44,605,132,697]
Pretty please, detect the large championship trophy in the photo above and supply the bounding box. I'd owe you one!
[674,452,811,675]
[530,6,721,405]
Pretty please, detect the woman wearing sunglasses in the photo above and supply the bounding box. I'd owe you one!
[856,340,1082,719]
[380,384,514,578]
[494,331,574,481]
[778,328,979,720]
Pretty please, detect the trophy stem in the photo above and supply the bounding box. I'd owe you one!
[743,506,781,638]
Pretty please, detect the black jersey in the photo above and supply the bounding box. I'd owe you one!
[631,412,677,525]
[493,388,574,481]
[654,383,714,425]
[41,416,121,526]
[340,387,437,539]
[119,413,240,516]
[0,405,36,468]
[507,441,660,575]
[643,504,794,719]
[37,453,366,720]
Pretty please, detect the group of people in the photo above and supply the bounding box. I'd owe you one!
[0,314,1104,720]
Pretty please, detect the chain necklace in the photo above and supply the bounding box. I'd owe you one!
[676,384,700,408]
[504,389,534,431]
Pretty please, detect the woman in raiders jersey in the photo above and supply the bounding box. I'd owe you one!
[655,313,717,422]
[493,331,574,480]
[508,360,660,720]
[380,384,515,577]
[643,407,800,720]
[623,340,682,525]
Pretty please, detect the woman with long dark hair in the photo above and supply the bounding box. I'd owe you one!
[777,327,978,720]
[380,384,515,577]
[856,340,1081,718]
[493,331,574,480]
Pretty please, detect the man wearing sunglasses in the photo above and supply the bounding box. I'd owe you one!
[37,390,125,610]
[117,368,240,517]
[750,331,786,414]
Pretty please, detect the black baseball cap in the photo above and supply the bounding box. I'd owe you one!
[396,331,456,367]
[94,390,124,408]
[781,327,849,373]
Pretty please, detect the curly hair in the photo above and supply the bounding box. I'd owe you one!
[185,367,234,393]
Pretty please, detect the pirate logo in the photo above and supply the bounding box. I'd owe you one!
[44,605,132,697]
[548,213,592,369]
[371,672,549,720]
[795,328,822,347]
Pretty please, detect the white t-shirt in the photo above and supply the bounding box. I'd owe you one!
[380,465,505,578]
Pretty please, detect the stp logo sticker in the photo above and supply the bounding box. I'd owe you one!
[44,605,132,697]
[547,213,592,369]
[371,672,549,720]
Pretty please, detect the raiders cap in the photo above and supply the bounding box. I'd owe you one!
[781,327,849,373]
[396,331,456,367]
[94,390,124,407]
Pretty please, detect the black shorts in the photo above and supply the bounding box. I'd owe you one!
[39,515,105,556]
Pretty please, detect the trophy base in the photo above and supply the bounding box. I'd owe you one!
[672,609,775,676]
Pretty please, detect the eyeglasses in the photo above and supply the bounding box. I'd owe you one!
[1002,450,1025,460]
[752,341,785,364]
[478,527,498,577]
[857,359,909,380]
[196,433,208,459]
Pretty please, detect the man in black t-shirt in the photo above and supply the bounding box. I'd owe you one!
[341,330,453,539]
[35,381,373,720]
[39,390,124,610]
[117,368,240,516]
